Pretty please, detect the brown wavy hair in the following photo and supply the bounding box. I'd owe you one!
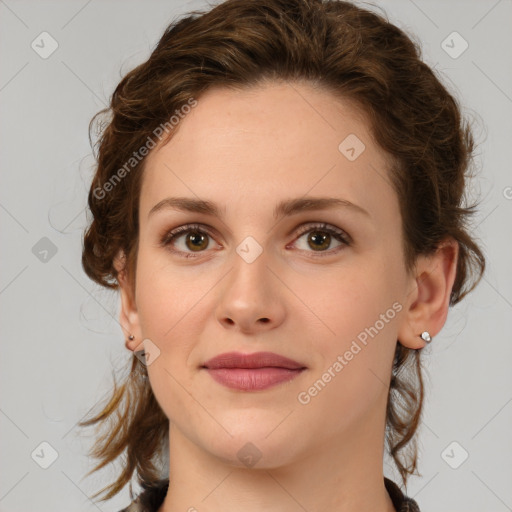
[78,0,486,503]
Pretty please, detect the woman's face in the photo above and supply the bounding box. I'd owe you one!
[123,80,417,468]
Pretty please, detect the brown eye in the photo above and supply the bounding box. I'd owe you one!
[160,224,215,258]
[160,222,350,259]
[306,231,332,251]
[183,231,209,251]
[292,223,350,256]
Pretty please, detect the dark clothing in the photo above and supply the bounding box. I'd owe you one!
[118,477,420,511]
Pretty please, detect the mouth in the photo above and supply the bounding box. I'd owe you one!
[201,351,307,391]
[203,367,306,391]
[202,351,306,370]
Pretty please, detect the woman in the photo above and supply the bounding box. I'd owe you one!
[79,1,485,511]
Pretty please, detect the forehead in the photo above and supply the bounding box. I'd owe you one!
[140,81,397,222]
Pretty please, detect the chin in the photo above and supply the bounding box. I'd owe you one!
[199,424,303,470]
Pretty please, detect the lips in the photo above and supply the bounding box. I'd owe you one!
[202,351,306,370]
[201,352,307,391]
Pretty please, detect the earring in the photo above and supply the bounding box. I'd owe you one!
[128,335,134,341]
[420,331,432,343]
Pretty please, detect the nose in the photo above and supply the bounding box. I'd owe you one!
[215,249,286,334]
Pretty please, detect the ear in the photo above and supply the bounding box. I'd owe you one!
[397,237,459,349]
[114,249,142,352]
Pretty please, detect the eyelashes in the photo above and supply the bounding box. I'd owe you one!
[159,222,351,259]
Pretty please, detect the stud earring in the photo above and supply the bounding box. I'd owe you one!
[420,331,432,343]
[128,335,134,341]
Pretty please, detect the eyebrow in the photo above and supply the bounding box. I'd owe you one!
[148,196,370,220]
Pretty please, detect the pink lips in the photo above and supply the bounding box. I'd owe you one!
[202,351,307,391]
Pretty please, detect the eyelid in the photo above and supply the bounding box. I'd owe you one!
[292,222,351,245]
[159,221,351,257]
[159,223,215,247]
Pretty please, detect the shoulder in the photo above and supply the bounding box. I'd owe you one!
[118,498,143,512]
[384,477,421,512]
[118,478,418,512]
[117,480,169,512]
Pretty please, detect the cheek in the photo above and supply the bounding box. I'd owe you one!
[298,261,398,343]
[294,279,399,434]
[133,250,204,420]
[134,248,209,341]
[299,261,400,397]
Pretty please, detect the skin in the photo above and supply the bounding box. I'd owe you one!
[115,80,458,512]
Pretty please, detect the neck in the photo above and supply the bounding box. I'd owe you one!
[158,403,397,512]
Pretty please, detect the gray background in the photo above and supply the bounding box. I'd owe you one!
[1,0,511,511]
